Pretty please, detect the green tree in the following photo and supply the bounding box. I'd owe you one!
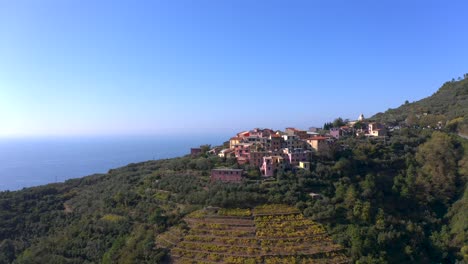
[375,208,385,230]
[345,186,358,209]
[415,132,458,206]
[333,117,346,128]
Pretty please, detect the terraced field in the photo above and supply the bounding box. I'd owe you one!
[157,205,349,264]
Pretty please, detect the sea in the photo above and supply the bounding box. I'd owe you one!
[0,135,228,191]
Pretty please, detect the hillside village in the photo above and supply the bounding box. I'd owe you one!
[2,78,466,264]
[191,115,390,183]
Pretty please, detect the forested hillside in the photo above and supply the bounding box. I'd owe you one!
[1,127,466,263]
[372,76,468,134]
[0,77,467,263]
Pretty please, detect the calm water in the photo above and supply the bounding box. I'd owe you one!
[0,135,227,191]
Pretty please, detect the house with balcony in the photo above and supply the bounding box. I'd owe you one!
[282,134,305,149]
[234,143,253,164]
[329,128,342,139]
[249,151,278,167]
[249,128,274,138]
[269,134,283,151]
[285,127,308,139]
[261,156,285,177]
[218,148,235,158]
[305,136,332,152]
[330,126,352,139]
[282,148,313,166]
[367,123,387,137]
[229,137,243,149]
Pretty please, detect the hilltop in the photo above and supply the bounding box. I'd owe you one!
[372,76,468,133]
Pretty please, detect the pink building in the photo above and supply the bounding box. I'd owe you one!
[211,169,243,183]
[237,156,249,165]
[249,128,274,138]
[261,156,285,177]
[250,151,269,167]
[329,128,341,139]
[234,143,252,158]
[249,150,282,167]
[331,126,352,139]
[234,143,253,165]
[282,149,312,166]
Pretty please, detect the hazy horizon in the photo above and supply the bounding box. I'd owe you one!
[0,134,230,191]
[1,0,468,137]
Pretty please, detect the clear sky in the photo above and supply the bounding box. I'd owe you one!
[1,0,467,137]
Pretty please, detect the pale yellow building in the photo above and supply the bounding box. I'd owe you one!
[299,161,311,170]
[229,137,242,149]
[305,136,330,152]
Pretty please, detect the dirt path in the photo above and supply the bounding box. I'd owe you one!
[63,203,73,213]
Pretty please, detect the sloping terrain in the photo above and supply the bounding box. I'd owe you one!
[372,77,468,133]
[158,205,349,264]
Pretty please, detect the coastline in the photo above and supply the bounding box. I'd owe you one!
[0,135,227,191]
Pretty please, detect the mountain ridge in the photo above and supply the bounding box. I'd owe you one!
[371,76,468,133]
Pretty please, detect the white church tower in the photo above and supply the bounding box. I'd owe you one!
[358,114,365,122]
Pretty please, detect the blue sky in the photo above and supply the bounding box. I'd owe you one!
[1,0,467,137]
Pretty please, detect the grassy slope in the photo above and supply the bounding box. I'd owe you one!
[372,78,468,130]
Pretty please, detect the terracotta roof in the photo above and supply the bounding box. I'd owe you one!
[286,127,305,132]
[306,136,330,141]
[220,149,234,153]
[238,131,250,136]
